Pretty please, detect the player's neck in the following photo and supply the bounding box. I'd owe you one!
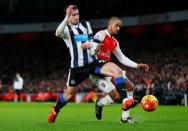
[106,29,113,37]
[68,22,79,27]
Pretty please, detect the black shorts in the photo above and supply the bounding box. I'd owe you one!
[66,60,107,86]
[14,89,23,95]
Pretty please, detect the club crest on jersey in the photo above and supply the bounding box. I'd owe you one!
[71,79,76,85]
[101,82,106,88]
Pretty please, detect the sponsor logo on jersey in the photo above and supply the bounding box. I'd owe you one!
[74,34,89,43]
[98,51,110,57]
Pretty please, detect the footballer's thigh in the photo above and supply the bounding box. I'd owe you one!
[98,62,123,78]
[65,65,92,101]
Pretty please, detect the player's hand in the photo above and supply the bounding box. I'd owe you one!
[137,63,149,72]
[81,42,90,49]
[95,44,104,51]
[66,5,74,17]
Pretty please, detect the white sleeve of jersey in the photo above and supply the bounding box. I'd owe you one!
[89,42,98,55]
[113,42,138,68]
[55,15,69,38]
[62,27,72,47]
[94,31,105,43]
[89,31,105,55]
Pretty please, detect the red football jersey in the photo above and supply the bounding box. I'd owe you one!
[96,35,117,61]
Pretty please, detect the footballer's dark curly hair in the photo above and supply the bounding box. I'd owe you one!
[64,4,78,16]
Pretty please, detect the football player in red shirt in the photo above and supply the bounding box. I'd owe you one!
[82,17,149,123]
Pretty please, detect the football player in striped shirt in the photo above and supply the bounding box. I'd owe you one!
[48,5,137,123]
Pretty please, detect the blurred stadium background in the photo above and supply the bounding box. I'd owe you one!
[0,0,188,131]
[0,0,188,105]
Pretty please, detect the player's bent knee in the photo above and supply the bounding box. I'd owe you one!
[113,73,123,79]
[112,69,123,78]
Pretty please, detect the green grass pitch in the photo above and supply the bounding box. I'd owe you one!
[0,102,188,131]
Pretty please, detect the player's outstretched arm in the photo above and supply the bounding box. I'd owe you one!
[113,42,138,68]
[55,6,73,37]
[113,43,149,71]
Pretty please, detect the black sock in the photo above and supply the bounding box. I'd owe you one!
[54,95,67,113]
[116,86,127,102]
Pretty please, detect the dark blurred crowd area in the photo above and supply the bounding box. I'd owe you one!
[0,0,188,24]
[123,35,188,105]
[0,21,188,105]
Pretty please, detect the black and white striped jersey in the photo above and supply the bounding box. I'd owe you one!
[61,21,97,68]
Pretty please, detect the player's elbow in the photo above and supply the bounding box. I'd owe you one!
[55,31,60,37]
[55,30,62,38]
[118,58,125,65]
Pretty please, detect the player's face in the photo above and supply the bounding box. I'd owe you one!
[110,20,122,35]
[16,73,20,78]
[68,9,79,25]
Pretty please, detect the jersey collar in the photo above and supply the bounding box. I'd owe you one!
[68,23,79,28]
[105,29,115,39]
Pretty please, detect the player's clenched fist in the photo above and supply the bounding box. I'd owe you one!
[137,63,149,72]
[66,5,74,16]
[81,42,90,49]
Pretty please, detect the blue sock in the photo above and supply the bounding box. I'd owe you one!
[59,95,66,104]
[114,77,125,85]
[114,77,127,101]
